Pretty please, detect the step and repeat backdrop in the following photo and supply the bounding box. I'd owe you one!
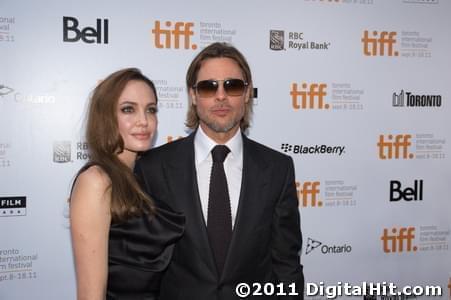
[1,0,450,299]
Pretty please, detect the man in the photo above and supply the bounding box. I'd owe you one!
[136,42,304,299]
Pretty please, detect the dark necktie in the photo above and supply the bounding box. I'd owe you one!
[207,145,232,274]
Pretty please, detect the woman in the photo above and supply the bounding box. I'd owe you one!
[70,68,184,300]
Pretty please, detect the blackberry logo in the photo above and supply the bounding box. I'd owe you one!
[281,143,345,156]
[270,30,285,51]
[281,143,293,152]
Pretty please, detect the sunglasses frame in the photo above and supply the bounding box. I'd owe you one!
[192,79,249,97]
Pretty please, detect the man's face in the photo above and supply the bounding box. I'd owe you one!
[190,57,249,140]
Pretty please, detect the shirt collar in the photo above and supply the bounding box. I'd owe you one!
[194,125,243,165]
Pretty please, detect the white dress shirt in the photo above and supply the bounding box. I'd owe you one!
[194,126,243,228]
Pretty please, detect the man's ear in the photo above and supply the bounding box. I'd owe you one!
[244,84,252,103]
[190,88,197,105]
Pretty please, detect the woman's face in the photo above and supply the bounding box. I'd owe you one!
[116,80,157,158]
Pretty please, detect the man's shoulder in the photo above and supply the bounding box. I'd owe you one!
[139,135,192,163]
[245,136,292,163]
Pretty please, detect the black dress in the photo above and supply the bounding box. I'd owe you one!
[106,202,185,299]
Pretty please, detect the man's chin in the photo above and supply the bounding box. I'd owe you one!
[206,121,238,134]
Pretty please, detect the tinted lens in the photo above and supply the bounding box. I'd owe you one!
[195,80,218,97]
[194,79,247,97]
[224,79,246,96]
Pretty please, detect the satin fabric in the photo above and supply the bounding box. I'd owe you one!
[106,203,185,299]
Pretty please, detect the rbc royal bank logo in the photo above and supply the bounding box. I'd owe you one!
[269,30,285,50]
[53,141,71,163]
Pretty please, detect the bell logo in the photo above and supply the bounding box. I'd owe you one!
[361,30,398,56]
[390,180,423,202]
[381,227,417,253]
[296,181,322,207]
[63,16,109,44]
[377,134,414,159]
[151,21,197,49]
[290,83,329,109]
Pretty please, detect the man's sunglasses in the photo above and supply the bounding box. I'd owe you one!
[192,79,248,97]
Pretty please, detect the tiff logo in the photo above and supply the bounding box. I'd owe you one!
[381,227,417,253]
[296,181,322,207]
[63,16,108,44]
[290,83,329,109]
[377,134,414,160]
[361,30,398,56]
[390,180,423,202]
[151,21,196,49]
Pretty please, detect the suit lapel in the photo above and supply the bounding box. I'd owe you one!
[163,133,217,273]
[221,135,271,280]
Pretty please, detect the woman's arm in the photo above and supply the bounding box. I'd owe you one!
[70,166,111,300]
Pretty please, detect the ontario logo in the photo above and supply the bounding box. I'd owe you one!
[305,237,352,255]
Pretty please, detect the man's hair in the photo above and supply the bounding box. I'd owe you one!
[185,42,254,132]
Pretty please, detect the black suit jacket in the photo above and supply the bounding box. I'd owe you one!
[135,132,304,299]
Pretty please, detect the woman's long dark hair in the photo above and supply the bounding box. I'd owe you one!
[74,68,157,222]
